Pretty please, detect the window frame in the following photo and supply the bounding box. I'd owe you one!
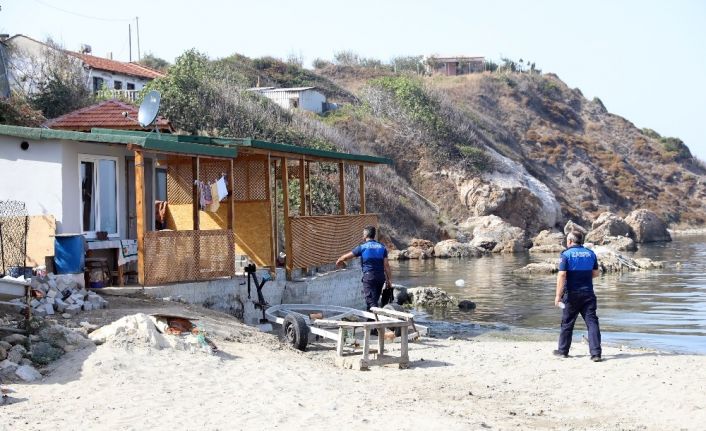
[78,154,120,239]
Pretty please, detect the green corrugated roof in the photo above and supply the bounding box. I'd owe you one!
[91,128,392,165]
[0,124,237,158]
[0,125,392,164]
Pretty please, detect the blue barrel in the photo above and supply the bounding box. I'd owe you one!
[54,234,85,274]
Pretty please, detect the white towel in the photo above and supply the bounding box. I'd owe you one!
[216,176,229,201]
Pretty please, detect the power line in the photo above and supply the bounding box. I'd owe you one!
[31,0,133,22]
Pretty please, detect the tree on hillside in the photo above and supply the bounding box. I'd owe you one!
[139,52,170,72]
[9,39,94,118]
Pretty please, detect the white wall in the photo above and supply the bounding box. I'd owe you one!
[298,90,326,114]
[0,136,64,222]
[89,69,150,91]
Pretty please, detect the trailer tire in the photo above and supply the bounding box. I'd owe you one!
[282,313,309,351]
[383,303,405,337]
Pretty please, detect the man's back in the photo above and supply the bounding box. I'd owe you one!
[559,245,598,292]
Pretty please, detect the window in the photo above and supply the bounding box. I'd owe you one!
[92,77,104,92]
[126,82,135,90]
[155,168,167,201]
[79,155,119,236]
[114,80,123,90]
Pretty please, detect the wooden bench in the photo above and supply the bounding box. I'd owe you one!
[314,307,418,370]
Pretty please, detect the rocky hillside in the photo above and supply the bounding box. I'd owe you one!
[310,68,706,245]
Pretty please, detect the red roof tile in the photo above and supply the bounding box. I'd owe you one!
[69,52,165,79]
[44,99,172,132]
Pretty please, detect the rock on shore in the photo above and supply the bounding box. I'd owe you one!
[406,287,457,307]
[625,209,672,243]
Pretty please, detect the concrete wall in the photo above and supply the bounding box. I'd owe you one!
[142,266,366,325]
[298,90,326,114]
[0,136,64,222]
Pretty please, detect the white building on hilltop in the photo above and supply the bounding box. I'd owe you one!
[248,86,330,114]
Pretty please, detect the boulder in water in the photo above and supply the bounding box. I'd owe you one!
[624,209,671,243]
[434,239,484,258]
[457,300,477,311]
[586,212,633,245]
[406,287,457,307]
[530,230,565,254]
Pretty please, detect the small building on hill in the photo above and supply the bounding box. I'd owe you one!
[1,34,164,101]
[425,55,485,76]
[248,86,329,114]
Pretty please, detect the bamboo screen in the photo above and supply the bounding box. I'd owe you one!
[143,230,235,285]
[289,214,378,269]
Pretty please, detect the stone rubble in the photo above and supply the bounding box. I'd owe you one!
[9,274,108,317]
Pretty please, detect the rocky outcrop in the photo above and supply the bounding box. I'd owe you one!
[463,215,529,253]
[514,247,662,274]
[601,235,637,252]
[564,220,587,235]
[530,230,565,254]
[586,212,633,243]
[433,239,485,258]
[624,209,672,243]
[513,259,561,275]
[405,238,435,259]
[406,287,457,307]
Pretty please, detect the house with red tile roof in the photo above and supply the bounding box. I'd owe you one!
[1,34,165,101]
[44,99,172,132]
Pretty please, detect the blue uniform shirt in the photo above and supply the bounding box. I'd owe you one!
[351,240,388,276]
[558,245,598,292]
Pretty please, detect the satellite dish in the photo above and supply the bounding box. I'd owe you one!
[138,90,161,128]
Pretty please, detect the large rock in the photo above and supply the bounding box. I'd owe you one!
[406,287,457,307]
[513,259,561,275]
[624,209,672,243]
[0,346,6,361]
[405,239,434,259]
[586,212,633,245]
[30,341,64,365]
[387,249,407,260]
[463,215,529,253]
[38,324,93,353]
[7,345,26,364]
[602,235,637,252]
[3,334,28,346]
[563,220,587,235]
[15,364,42,382]
[0,359,18,381]
[530,230,565,254]
[433,239,485,258]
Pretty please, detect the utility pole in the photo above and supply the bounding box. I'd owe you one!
[136,17,141,62]
[128,23,132,62]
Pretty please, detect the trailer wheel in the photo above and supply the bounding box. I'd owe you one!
[383,303,405,337]
[282,313,309,351]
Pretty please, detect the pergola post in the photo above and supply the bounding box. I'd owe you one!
[338,162,346,215]
[305,161,312,215]
[359,165,366,214]
[299,158,306,216]
[192,156,200,230]
[227,159,234,230]
[281,157,292,278]
[134,149,145,286]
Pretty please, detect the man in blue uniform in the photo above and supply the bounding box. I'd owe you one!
[336,225,392,311]
[553,230,602,362]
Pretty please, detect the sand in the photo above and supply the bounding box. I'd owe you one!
[2,299,705,431]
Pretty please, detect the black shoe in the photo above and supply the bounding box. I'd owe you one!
[552,349,568,358]
[590,355,602,362]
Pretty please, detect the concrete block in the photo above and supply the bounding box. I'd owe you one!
[45,297,55,305]
[47,289,58,298]
[82,302,93,311]
[34,308,47,317]
[30,299,40,308]
[44,303,54,315]
[65,305,81,316]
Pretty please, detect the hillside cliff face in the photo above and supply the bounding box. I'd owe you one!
[315,70,706,243]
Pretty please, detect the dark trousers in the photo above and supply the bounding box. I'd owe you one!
[362,272,385,311]
[558,290,602,356]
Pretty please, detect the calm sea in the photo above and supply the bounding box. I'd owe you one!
[392,235,706,354]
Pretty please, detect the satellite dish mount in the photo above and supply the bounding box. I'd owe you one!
[137,90,162,136]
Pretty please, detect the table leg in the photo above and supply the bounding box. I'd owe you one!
[400,325,409,362]
[378,326,385,356]
[116,248,124,286]
[363,328,370,361]
[336,327,345,356]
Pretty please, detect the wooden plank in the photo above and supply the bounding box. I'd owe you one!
[378,325,385,356]
[370,307,414,319]
[338,162,346,215]
[400,325,409,361]
[298,158,306,216]
[25,215,56,266]
[362,328,370,361]
[305,161,312,215]
[227,158,234,230]
[336,327,345,356]
[192,157,200,230]
[359,165,365,214]
[134,149,146,285]
[313,319,411,329]
[269,155,276,271]
[281,158,292,276]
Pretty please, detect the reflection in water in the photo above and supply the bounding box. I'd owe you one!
[392,236,706,354]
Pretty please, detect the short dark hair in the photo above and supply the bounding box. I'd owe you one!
[363,225,376,239]
[567,230,584,245]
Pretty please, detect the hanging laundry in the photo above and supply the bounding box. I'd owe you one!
[208,182,220,212]
[216,176,229,201]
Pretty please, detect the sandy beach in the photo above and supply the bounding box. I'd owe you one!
[2,297,705,431]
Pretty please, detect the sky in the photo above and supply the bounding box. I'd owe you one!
[2,0,705,160]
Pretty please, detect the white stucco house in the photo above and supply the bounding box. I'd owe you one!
[248,86,330,114]
[1,34,164,101]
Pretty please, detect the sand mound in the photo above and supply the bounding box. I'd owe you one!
[89,313,213,353]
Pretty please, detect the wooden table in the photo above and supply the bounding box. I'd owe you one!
[86,239,137,286]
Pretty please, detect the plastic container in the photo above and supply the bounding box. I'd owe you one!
[54,234,86,274]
